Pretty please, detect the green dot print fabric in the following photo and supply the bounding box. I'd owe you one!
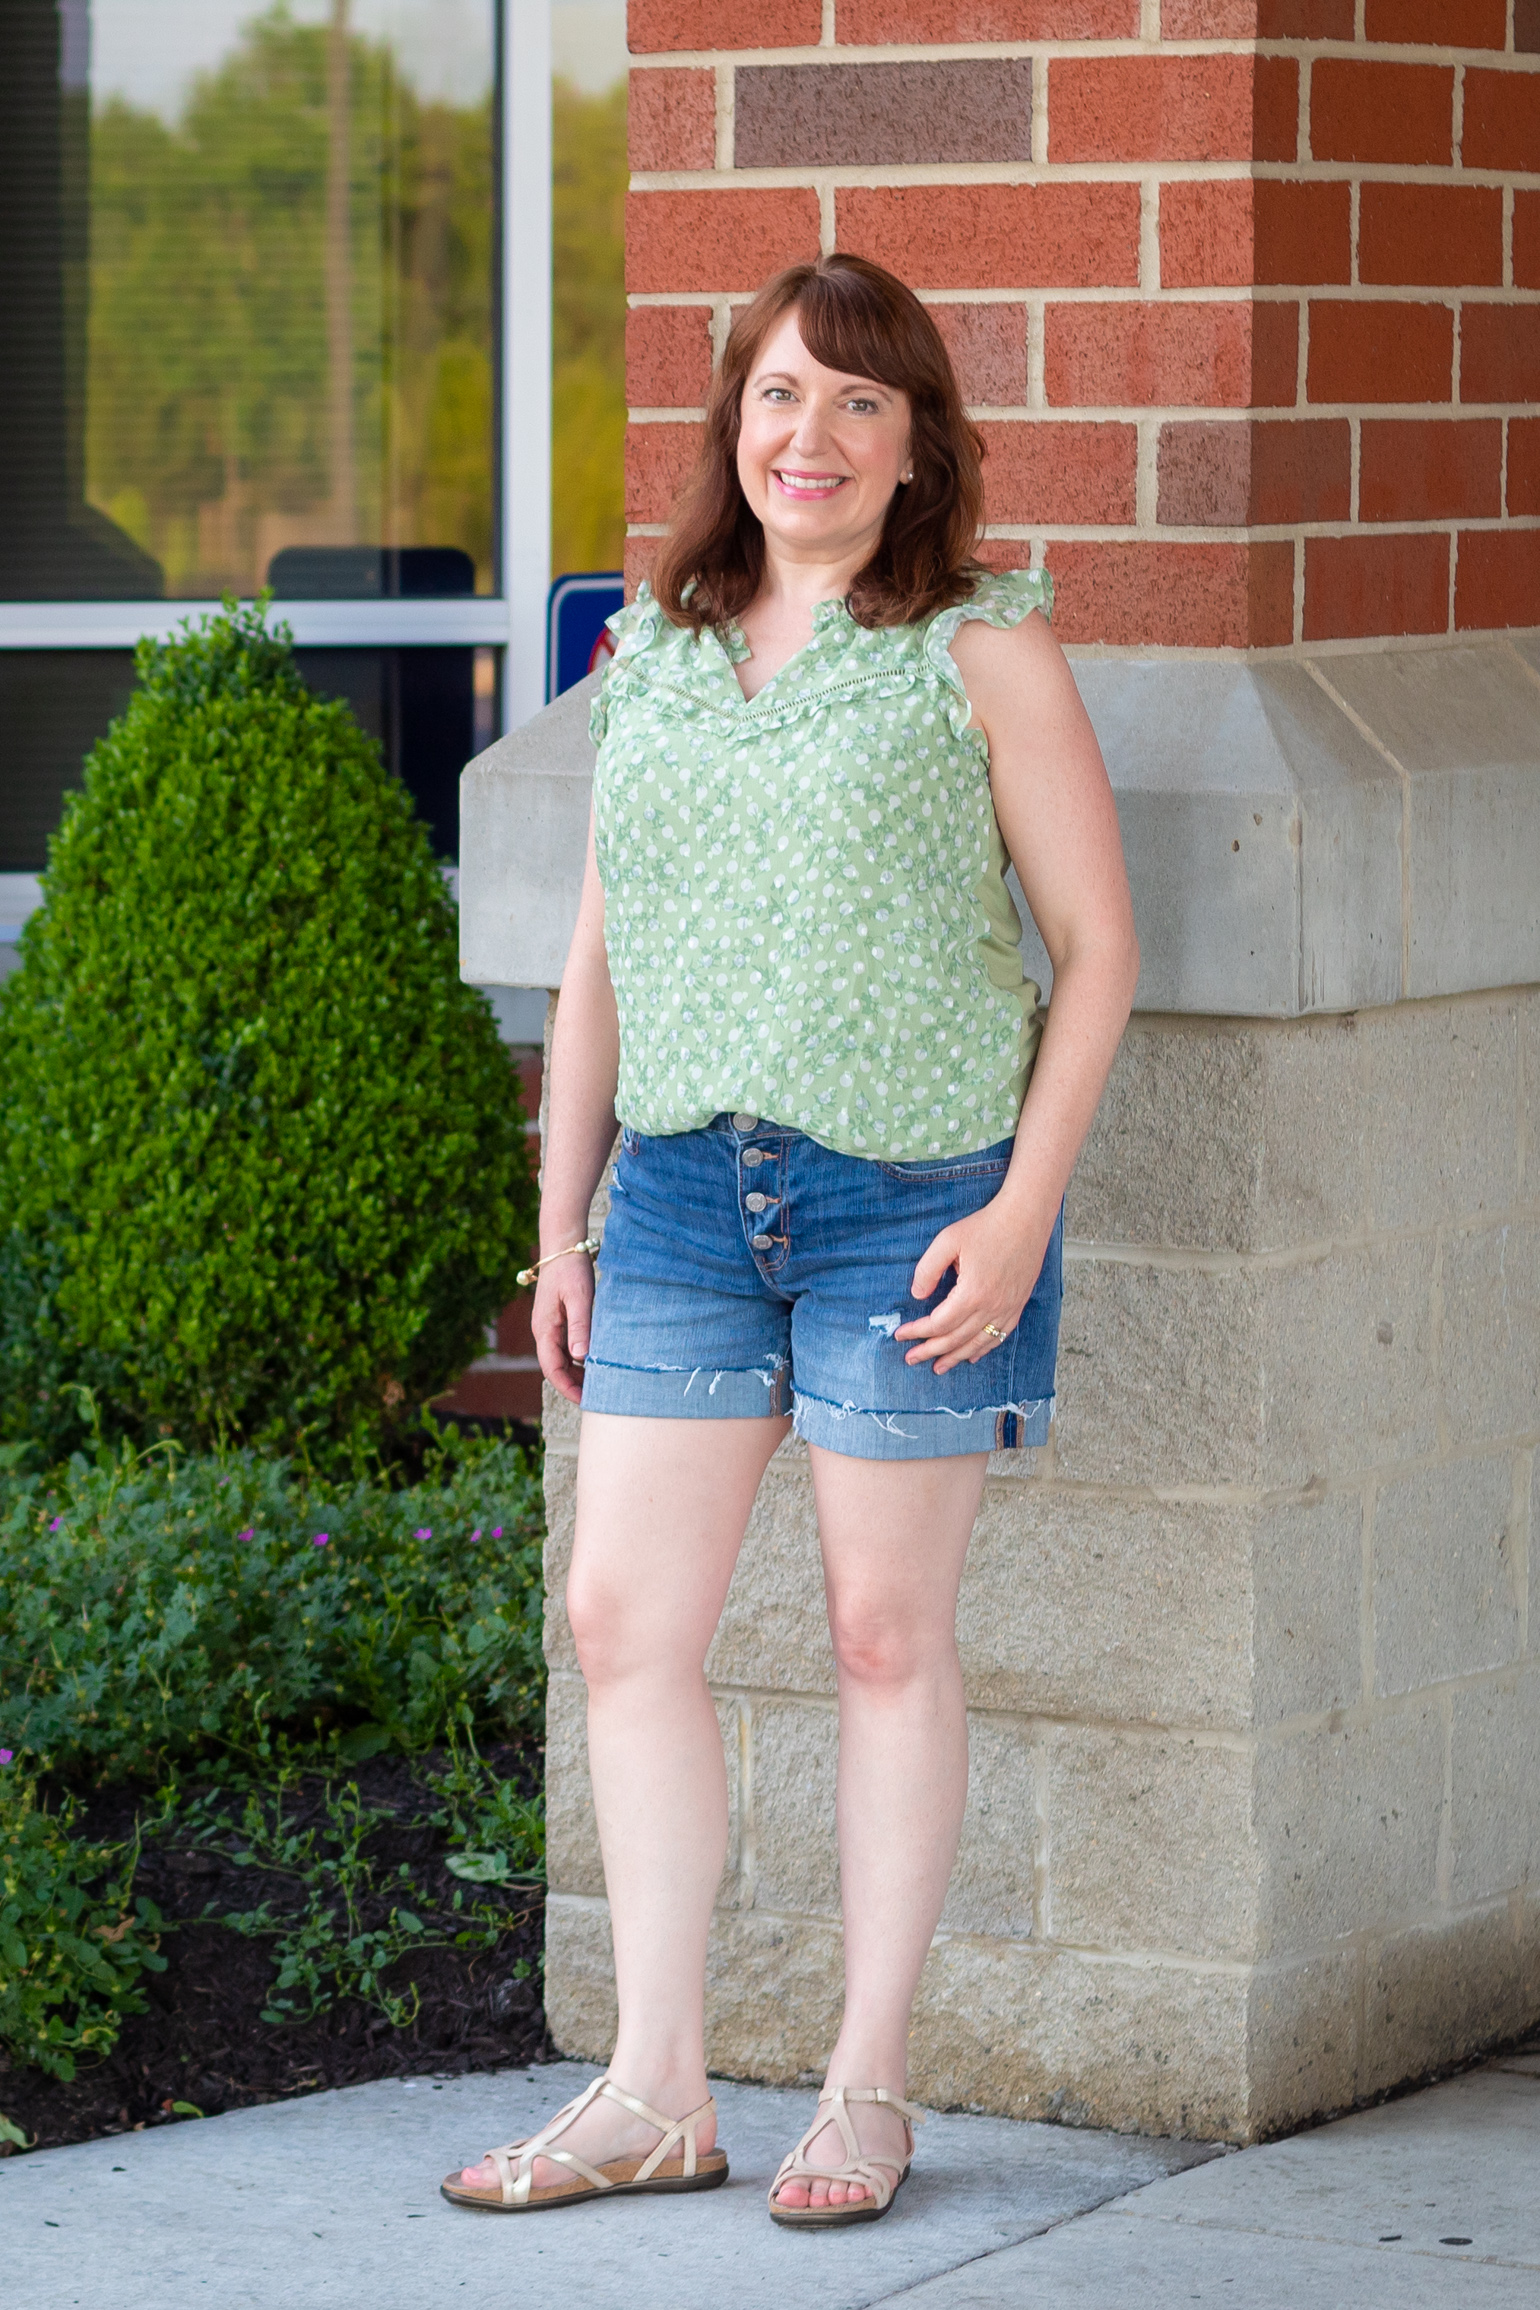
[588,566,1053,1161]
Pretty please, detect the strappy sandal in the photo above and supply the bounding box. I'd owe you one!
[441,2073,728,2212]
[767,2084,925,2229]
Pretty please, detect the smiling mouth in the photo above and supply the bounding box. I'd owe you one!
[772,471,849,496]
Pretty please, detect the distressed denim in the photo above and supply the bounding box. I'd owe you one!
[580,1113,1062,1462]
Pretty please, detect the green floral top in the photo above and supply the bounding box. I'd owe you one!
[589,566,1053,1161]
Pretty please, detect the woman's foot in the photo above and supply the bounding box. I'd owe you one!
[457,2073,716,2196]
[771,2091,912,2210]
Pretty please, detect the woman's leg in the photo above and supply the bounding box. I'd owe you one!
[773,1445,989,2210]
[460,1407,788,2191]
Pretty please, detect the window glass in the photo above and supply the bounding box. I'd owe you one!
[551,0,625,579]
[0,0,496,601]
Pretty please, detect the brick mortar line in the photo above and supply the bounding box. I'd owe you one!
[626,44,1540,68]
[630,406,1534,467]
[625,283,1540,312]
[544,1886,1538,1981]
[689,1655,1539,1748]
[981,1435,1540,1505]
[973,523,1540,543]
[630,163,1540,188]
[624,286,1540,307]
[1063,1201,1540,1271]
[598,587,1540,659]
[632,408,1540,430]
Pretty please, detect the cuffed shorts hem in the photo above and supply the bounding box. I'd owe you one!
[792,1388,1054,1460]
[579,1353,792,1421]
[579,1355,1053,1460]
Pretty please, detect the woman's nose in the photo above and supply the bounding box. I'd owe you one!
[788,405,832,454]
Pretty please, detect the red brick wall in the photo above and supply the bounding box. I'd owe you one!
[626,3,1540,647]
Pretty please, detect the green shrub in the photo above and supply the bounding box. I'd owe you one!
[0,1764,167,2080]
[0,600,534,1462]
[0,1432,546,1780]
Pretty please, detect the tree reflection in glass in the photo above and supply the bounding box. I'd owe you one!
[82,0,496,599]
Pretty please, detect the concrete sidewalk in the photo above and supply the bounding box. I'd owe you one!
[3,2044,1536,2310]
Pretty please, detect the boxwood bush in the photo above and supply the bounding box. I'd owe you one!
[0,602,534,1462]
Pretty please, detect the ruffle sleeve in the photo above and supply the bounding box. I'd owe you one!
[588,584,663,747]
[923,567,1054,739]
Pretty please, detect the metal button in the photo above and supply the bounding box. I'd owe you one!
[731,1112,759,1132]
[750,1233,774,1250]
[741,1147,765,1167]
[744,1191,768,1212]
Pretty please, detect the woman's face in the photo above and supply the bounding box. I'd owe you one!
[736,307,913,569]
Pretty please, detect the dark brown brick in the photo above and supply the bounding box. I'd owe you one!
[734,62,1031,169]
[1519,0,1540,52]
[930,304,1029,407]
[1157,422,1251,528]
[1157,419,1350,528]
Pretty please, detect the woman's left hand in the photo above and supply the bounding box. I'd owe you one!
[894,1196,1054,1376]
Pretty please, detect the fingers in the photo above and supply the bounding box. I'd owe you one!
[901,1294,1017,1374]
[909,1224,963,1305]
[532,1270,595,1406]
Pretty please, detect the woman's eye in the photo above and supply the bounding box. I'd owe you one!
[846,398,878,414]
[762,388,794,403]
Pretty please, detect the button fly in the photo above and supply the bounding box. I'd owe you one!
[744,1191,768,1212]
[741,1147,765,1168]
[750,1233,774,1250]
[731,1112,759,1132]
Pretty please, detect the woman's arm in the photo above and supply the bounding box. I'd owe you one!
[532,813,622,1404]
[896,607,1140,1374]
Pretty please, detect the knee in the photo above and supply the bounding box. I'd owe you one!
[563,1569,632,1688]
[827,1598,936,1691]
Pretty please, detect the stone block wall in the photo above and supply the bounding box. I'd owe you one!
[624,2,1540,648]
[542,987,1540,2140]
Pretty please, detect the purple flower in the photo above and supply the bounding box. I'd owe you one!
[312,1533,329,1548]
[49,1517,62,1532]
[491,1527,503,1540]
[415,1528,432,1541]
[469,1529,481,1544]
[237,1528,255,1542]
[0,1750,13,1766]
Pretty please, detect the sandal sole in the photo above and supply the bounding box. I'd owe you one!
[442,2158,729,2213]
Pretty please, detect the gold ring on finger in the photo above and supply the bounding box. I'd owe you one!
[981,1321,1002,1340]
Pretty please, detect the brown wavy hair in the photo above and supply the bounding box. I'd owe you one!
[651,253,987,635]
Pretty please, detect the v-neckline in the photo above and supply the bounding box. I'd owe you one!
[720,597,851,706]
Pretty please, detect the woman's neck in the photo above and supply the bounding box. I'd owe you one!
[731,541,872,700]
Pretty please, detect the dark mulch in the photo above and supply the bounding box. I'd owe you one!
[0,1745,555,2155]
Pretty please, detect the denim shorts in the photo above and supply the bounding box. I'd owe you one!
[580,1112,1062,1462]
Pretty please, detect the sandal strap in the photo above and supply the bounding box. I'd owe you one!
[483,2076,716,2205]
[770,2084,924,2213]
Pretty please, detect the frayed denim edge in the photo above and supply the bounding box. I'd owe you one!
[791,1389,1055,1444]
[583,1351,788,1401]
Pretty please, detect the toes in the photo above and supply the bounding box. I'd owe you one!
[776,2181,810,2207]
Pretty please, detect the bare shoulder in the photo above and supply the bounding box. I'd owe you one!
[948,605,1090,739]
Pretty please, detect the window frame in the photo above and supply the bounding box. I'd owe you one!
[0,0,550,729]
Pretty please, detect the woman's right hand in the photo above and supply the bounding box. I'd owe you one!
[532,1248,595,1405]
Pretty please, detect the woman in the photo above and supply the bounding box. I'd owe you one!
[443,253,1138,2226]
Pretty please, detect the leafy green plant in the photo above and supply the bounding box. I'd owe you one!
[0,1764,166,2080]
[0,1429,546,1779]
[163,1757,539,2031]
[0,600,534,1464]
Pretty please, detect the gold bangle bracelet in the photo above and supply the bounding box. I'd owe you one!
[516,1237,599,1290]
